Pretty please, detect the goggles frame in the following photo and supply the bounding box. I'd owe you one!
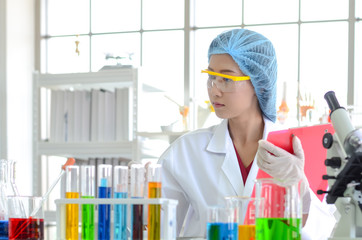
[201,69,250,82]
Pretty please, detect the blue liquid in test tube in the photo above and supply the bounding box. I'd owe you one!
[114,166,128,240]
[114,192,128,240]
[98,165,112,240]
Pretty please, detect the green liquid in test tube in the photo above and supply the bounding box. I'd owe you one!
[81,165,95,240]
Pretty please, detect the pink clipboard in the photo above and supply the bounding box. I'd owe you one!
[256,124,335,202]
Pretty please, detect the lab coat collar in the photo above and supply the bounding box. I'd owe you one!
[206,119,230,153]
[206,116,275,196]
[206,117,274,153]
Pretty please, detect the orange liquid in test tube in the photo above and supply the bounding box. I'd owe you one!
[65,165,80,240]
[147,164,162,240]
[66,192,79,240]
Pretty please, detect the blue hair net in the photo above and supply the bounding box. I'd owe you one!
[208,29,278,122]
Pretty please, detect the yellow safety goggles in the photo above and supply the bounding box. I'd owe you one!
[201,70,250,82]
[201,69,250,92]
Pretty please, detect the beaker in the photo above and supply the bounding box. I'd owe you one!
[255,178,302,240]
[207,206,238,240]
[225,196,258,240]
[7,196,44,240]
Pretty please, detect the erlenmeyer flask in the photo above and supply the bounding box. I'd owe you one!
[7,160,20,197]
[0,159,9,239]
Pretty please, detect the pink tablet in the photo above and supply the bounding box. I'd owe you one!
[257,124,335,201]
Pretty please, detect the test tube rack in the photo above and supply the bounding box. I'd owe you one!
[55,198,178,240]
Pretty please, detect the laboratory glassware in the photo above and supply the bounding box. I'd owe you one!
[0,160,8,240]
[81,165,95,240]
[7,196,44,240]
[226,196,258,240]
[66,165,79,240]
[113,166,128,240]
[7,160,19,197]
[98,164,112,240]
[206,205,238,240]
[130,164,145,240]
[30,158,76,218]
[147,164,162,240]
[255,178,302,240]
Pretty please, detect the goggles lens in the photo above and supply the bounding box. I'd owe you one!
[201,70,250,93]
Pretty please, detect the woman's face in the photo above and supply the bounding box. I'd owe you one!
[207,54,259,120]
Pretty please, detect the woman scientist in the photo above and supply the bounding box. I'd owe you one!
[158,29,336,239]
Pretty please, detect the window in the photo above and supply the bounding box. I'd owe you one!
[192,0,354,127]
[354,21,362,127]
[41,0,358,129]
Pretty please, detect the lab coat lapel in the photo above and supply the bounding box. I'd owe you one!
[221,151,243,196]
[244,117,276,197]
[207,120,244,196]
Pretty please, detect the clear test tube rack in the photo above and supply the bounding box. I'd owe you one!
[55,198,178,240]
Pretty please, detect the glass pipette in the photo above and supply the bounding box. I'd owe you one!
[30,157,76,217]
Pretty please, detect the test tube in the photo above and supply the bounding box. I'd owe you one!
[130,164,145,240]
[113,166,128,240]
[65,165,79,240]
[147,164,162,240]
[81,165,95,240]
[98,164,112,240]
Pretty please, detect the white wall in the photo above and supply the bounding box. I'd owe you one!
[6,0,35,195]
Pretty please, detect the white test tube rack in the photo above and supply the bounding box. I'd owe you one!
[55,198,178,240]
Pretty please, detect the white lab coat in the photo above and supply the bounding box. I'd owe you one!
[158,117,336,239]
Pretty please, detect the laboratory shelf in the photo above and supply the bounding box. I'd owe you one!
[32,68,140,197]
[37,141,134,159]
[36,69,136,91]
[137,131,188,143]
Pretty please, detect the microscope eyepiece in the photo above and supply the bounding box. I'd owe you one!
[324,91,341,112]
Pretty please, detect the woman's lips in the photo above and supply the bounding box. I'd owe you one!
[213,102,225,108]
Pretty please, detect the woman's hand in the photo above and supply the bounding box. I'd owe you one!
[257,135,305,186]
[257,136,311,218]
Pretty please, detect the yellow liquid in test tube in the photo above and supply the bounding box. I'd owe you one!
[148,182,161,240]
[238,225,255,240]
[66,192,80,240]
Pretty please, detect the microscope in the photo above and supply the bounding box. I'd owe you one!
[318,91,362,239]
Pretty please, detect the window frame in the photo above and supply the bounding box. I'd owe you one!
[37,0,359,128]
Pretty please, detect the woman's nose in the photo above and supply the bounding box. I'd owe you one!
[209,80,222,96]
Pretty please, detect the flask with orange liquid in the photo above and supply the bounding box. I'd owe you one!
[277,82,289,124]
